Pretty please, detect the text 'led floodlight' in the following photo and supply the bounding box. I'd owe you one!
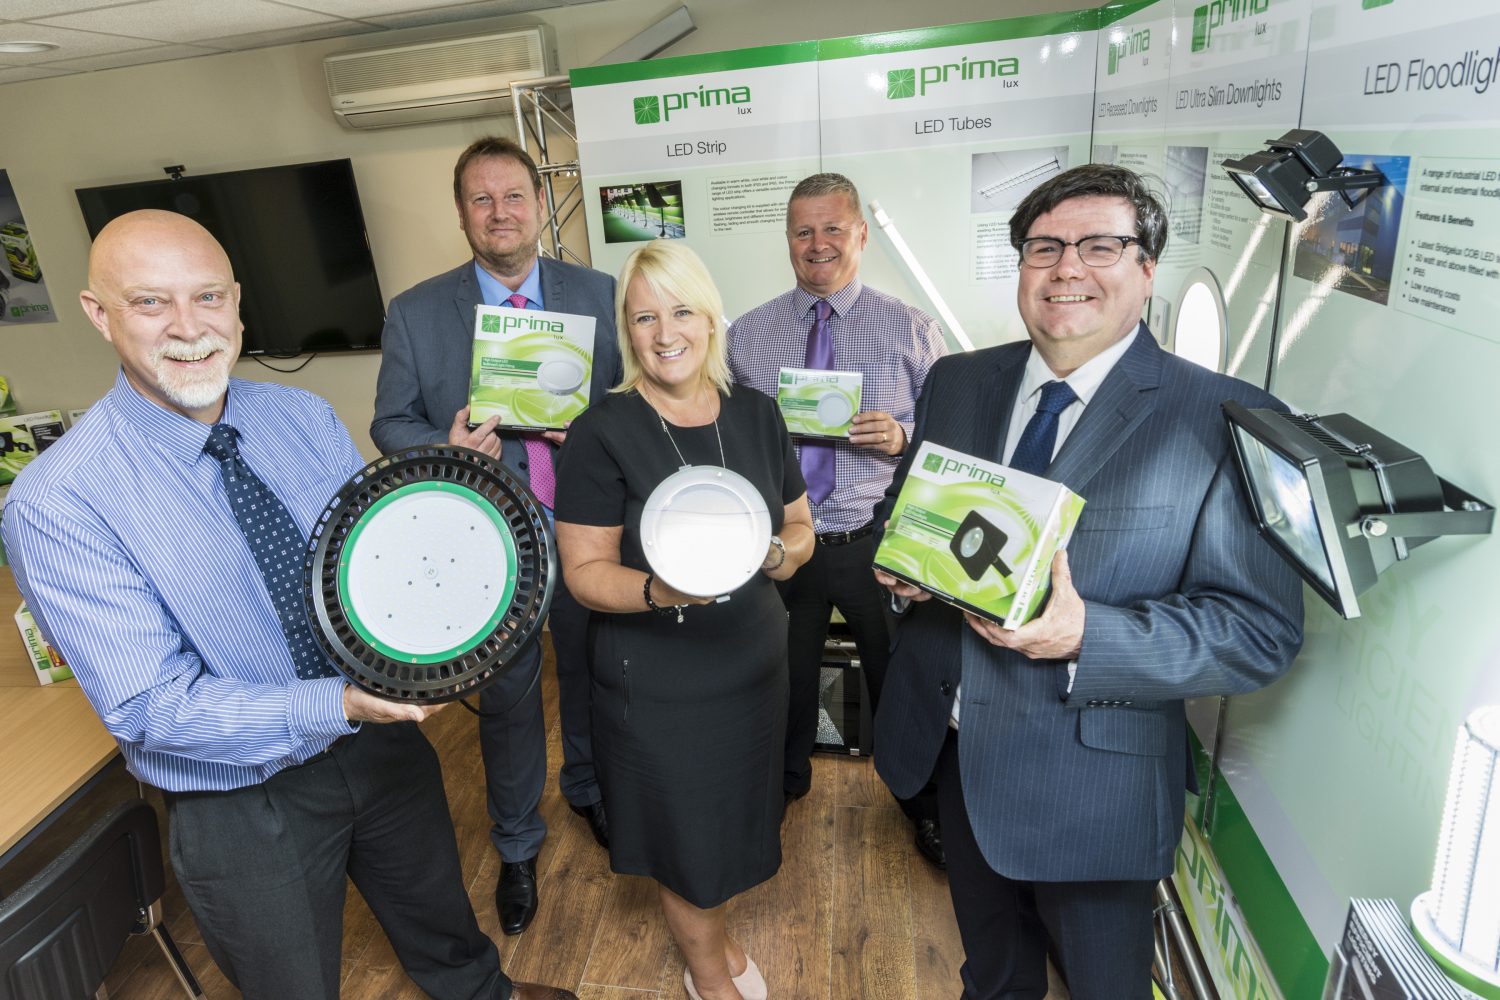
[305,445,556,703]
[1222,129,1386,223]
[1222,402,1493,620]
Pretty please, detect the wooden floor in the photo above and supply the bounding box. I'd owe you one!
[100,648,1069,1000]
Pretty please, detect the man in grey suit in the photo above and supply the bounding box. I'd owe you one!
[873,164,1304,999]
[372,136,621,936]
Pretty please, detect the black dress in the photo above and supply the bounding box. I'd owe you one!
[554,387,805,908]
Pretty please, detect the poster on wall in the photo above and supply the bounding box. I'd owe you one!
[814,11,1101,350]
[1149,0,1311,387]
[0,170,56,326]
[1211,1,1500,991]
[1091,0,1173,338]
[571,42,822,322]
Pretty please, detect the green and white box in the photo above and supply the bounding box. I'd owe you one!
[14,601,73,685]
[469,305,596,431]
[0,376,15,417]
[776,367,862,439]
[0,409,63,486]
[875,441,1085,629]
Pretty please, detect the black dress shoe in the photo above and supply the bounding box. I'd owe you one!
[569,800,609,849]
[914,818,946,871]
[497,856,539,935]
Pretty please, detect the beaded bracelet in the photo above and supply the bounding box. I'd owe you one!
[643,572,685,623]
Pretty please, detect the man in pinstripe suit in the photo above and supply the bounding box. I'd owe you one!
[873,165,1304,999]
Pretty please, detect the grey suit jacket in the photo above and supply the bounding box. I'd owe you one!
[370,257,622,485]
[873,329,1303,882]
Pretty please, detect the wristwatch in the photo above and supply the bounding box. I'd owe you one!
[764,534,787,571]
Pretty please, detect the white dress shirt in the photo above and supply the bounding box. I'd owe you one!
[950,326,1141,728]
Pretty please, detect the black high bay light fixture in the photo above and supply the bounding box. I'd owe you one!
[1222,129,1386,222]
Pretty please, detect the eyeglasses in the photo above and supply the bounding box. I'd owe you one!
[787,223,861,243]
[1017,235,1143,268]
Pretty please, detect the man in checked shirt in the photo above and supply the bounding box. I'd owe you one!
[728,172,948,867]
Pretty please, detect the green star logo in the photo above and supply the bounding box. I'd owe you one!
[1191,5,1210,51]
[887,68,917,100]
[922,452,944,473]
[482,315,501,333]
[633,95,661,125]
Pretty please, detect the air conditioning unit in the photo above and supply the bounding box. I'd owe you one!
[325,27,556,130]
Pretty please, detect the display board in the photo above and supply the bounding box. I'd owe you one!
[575,5,1500,999]
[1212,1,1500,998]
[573,12,1115,347]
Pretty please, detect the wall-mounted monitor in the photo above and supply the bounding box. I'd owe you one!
[1222,402,1493,619]
[76,159,386,357]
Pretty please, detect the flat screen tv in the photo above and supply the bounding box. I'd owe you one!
[76,159,385,357]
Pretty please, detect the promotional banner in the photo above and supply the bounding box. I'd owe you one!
[1091,0,1174,335]
[1216,5,1500,998]
[0,170,56,326]
[814,12,1101,350]
[572,43,821,321]
[1149,0,1311,386]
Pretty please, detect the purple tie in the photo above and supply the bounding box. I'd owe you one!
[505,292,556,509]
[800,299,836,505]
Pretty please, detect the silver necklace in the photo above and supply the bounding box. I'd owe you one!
[643,390,725,469]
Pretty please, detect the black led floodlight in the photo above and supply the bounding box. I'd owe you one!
[950,509,1013,582]
[305,446,556,703]
[1222,129,1386,223]
[1222,402,1493,619]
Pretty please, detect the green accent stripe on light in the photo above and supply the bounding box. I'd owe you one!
[818,9,1100,61]
[570,40,819,88]
[338,482,517,665]
[1204,771,1329,1000]
[1411,917,1500,1000]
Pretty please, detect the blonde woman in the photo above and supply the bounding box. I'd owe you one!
[555,240,813,1000]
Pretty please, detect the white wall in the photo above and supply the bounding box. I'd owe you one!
[0,0,1083,457]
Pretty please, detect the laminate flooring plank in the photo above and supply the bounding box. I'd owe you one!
[831,805,917,1000]
[501,799,613,989]
[578,986,662,1000]
[582,874,674,990]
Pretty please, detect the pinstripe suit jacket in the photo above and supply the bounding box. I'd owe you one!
[370,257,621,483]
[872,328,1303,882]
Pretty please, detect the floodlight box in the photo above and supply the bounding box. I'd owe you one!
[1222,402,1492,619]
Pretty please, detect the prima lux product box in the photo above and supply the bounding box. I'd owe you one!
[469,305,596,431]
[874,441,1085,629]
[14,601,73,685]
[1321,898,1463,1000]
[0,375,15,417]
[0,409,64,486]
[776,367,862,439]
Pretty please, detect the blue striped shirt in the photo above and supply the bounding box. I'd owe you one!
[728,280,947,533]
[2,372,363,792]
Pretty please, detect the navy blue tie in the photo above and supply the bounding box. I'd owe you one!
[203,424,334,680]
[1009,380,1077,477]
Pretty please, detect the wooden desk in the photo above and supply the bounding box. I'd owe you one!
[0,568,119,861]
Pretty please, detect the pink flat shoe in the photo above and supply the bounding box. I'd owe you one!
[683,956,767,1000]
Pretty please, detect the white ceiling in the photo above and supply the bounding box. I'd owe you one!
[0,0,602,84]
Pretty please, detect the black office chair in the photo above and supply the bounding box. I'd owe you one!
[0,799,202,1000]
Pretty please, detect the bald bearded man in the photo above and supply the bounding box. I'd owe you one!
[1,211,576,1000]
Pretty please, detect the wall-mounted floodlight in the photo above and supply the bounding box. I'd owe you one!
[1221,402,1494,619]
[1222,129,1386,222]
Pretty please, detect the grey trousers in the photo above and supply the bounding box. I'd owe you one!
[165,723,508,1000]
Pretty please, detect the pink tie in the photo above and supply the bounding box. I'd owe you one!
[504,292,557,509]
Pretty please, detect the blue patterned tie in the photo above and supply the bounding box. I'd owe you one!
[800,299,837,505]
[1008,380,1077,477]
[203,424,334,680]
